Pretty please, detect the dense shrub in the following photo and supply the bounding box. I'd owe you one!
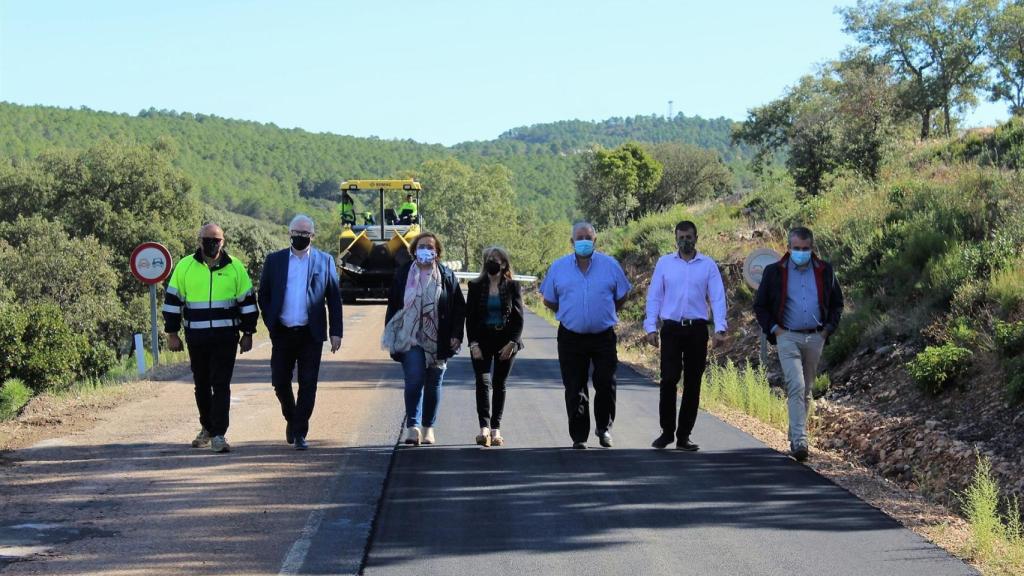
[994,320,1024,357]
[18,304,87,392]
[1005,357,1024,404]
[0,378,31,420]
[906,344,973,395]
[0,302,28,383]
[0,217,129,350]
[988,258,1024,315]
[823,308,871,365]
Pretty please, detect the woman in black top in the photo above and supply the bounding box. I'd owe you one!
[465,246,524,447]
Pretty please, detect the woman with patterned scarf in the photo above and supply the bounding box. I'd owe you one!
[383,232,466,446]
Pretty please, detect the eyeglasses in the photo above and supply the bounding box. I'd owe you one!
[290,231,313,237]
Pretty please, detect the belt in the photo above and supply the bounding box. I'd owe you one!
[664,318,707,327]
[789,326,824,334]
[277,324,309,332]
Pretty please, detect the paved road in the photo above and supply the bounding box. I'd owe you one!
[362,311,976,576]
[0,304,405,575]
[0,305,976,575]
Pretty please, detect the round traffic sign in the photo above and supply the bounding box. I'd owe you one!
[743,248,781,290]
[130,242,173,285]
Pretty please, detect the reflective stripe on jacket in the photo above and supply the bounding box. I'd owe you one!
[162,249,259,335]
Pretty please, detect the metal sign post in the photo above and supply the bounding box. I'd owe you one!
[743,248,781,368]
[130,242,173,370]
[150,284,159,366]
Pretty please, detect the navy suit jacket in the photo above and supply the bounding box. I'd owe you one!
[258,247,343,341]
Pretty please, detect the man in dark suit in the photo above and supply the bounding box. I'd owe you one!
[258,214,343,450]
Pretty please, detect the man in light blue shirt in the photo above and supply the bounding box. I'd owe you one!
[540,221,631,449]
[644,221,727,451]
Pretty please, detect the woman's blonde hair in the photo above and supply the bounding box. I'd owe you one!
[476,245,513,281]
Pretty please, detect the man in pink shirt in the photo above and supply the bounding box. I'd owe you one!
[644,221,728,451]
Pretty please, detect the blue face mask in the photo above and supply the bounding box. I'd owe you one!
[791,249,812,266]
[574,239,595,257]
[415,248,436,264]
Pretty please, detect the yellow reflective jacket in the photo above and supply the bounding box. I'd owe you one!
[162,250,258,335]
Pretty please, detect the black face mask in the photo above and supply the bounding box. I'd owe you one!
[201,238,222,259]
[485,260,502,275]
[291,235,311,251]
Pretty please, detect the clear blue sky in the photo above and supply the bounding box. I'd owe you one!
[0,0,1008,145]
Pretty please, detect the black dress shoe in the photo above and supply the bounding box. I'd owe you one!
[651,434,674,449]
[676,439,700,452]
[572,441,587,449]
[597,431,613,448]
[285,423,294,445]
[295,436,308,450]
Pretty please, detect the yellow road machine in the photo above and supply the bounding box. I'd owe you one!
[337,179,422,303]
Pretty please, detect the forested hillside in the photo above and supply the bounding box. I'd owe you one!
[490,114,746,159]
[0,102,747,225]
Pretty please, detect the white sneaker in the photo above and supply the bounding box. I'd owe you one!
[423,427,436,445]
[404,427,422,446]
[476,427,491,447]
[491,429,504,447]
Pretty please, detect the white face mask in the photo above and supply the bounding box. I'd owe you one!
[415,247,436,264]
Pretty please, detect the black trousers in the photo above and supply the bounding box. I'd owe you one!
[659,321,709,441]
[186,331,238,437]
[556,325,617,443]
[270,325,323,438]
[471,326,516,429]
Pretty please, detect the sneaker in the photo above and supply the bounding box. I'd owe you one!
[476,427,492,447]
[792,444,809,462]
[651,433,674,449]
[491,429,504,447]
[423,427,436,445]
[210,435,231,453]
[294,436,308,450]
[676,439,700,452]
[597,430,613,448]
[404,427,422,446]
[191,428,211,448]
[572,441,587,450]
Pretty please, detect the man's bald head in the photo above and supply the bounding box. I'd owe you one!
[199,222,224,240]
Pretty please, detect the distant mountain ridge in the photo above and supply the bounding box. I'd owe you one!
[491,114,745,160]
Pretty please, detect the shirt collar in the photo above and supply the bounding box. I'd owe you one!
[289,247,311,260]
[673,251,705,262]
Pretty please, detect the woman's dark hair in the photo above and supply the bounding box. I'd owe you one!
[409,231,443,257]
[477,245,513,281]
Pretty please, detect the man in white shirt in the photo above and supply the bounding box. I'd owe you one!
[644,221,727,451]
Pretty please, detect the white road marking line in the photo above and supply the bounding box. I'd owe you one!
[277,374,388,576]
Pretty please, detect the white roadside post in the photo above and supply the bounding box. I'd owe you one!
[743,248,781,368]
[129,242,173,371]
[133,333,146,375]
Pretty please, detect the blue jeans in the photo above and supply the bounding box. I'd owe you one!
[400,346,447,428]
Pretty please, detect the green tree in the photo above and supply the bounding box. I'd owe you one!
[646,142,732,209]
[840,0,998,138]
[575,142,663,227]
[986,1,1024,115]
[0,216,129,352]
[417,157,519,269]
[0,141,200,294]
[734,56,903,194]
